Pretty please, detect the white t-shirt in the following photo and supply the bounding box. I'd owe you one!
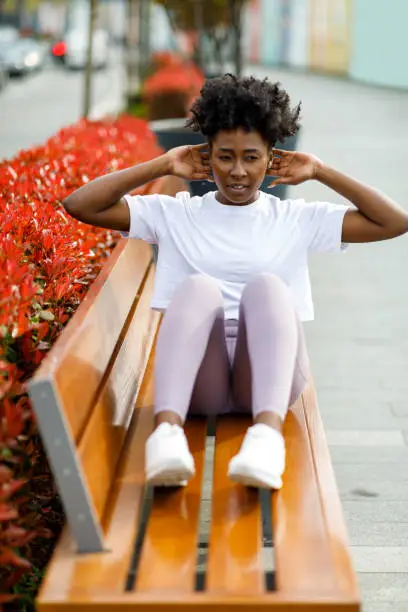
[122,190,349,321]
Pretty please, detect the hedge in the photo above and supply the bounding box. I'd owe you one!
[0,115,163,607]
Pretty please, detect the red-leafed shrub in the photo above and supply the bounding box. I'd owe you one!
[0,115,163,605]
[150,50,183,70]
[142,60,205,120]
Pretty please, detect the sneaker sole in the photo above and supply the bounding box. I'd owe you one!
[228,466,283,490]
[146,460,195,488]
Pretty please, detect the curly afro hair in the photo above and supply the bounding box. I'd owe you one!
[186,73,301,147]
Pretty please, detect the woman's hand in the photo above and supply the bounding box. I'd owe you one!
[165,144,212,181]
[267,149,322,188]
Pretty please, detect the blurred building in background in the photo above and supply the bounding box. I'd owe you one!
[244,0,408,90]
[0,0,407,90]
[0,0,172,47]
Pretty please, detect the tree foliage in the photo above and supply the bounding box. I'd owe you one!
[154,0,247,76]
[154,0,244,31]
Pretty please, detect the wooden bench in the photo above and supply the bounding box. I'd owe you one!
[29,176,360,611]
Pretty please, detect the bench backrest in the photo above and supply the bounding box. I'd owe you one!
[29,175,184,553]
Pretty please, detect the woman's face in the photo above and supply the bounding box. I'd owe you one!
[210,128,270,206]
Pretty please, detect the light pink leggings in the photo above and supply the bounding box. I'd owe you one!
[154,273,310,422]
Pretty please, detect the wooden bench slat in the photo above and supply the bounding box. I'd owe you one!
[206,416,264,595]
[272,391,342,597]
[135,419,207,593]
[37,353,156,605]
[38,590,360,612]
[301,383,359,601]
[33,239,153,441]
[78,269,159,520]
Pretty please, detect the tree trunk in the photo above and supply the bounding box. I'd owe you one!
[138,0,151,82]
[83,0,97,118]
[192,0,204,69]
[125,0,139,99]
[15,0,25,29]
[230,0,244,76]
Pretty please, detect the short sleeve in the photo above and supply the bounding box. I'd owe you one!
[297,201,350,253]
[120,192,176,243]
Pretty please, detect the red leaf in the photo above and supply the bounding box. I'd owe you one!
[2,398,26,439]
[0,478,26,500]
[0,548,31,568]
[0,594,19,603]
[1,525,27,542]
[0,503,18,520]
[36,321,50,341]
[21,275,37,299]
[0,465,12,484]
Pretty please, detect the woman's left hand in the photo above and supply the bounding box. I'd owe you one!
[266,149,322,188]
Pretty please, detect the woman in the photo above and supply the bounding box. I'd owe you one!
[63,74,408,490]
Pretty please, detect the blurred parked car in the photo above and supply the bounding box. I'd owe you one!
[1,38,45,76]
[0,25,19,51]
[0,26,19,88]
[51,29,109,70]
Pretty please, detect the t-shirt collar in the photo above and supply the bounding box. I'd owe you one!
[209,190,264,210]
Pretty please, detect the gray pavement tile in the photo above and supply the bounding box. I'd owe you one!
[199,500,211,543]
[343,500,408,523]
[315,394,408,427]
[316,388,408,406]
[316,393,394,411]
[379,377,408,391]
[262,547,275,572]
[358,572,408,602]
[327,430,405,446]
[363,604,408,612]
[322,412,408,432]
[392,402,408,417]
[330,446,408,464]
[202,438,214,501]
[311,357,407,379]
[351,547,408,573]
[346,521,408,547]
[312,372,382,390]
[333,462,408,483]
[337,477,408,501]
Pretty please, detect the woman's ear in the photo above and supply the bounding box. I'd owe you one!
[265,149,276,177]
[267,149,274,170]
[206,141,215,182]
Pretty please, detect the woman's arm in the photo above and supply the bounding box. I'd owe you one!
[268,149,408,243]
[315,163,408,243]
[62,144,210,232]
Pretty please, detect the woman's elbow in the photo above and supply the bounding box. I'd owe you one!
[62,194,82,220]
[385,214,408,239]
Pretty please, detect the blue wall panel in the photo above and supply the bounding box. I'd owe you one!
[350,0,408,88]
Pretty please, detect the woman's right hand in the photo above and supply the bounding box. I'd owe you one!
[165,144,212,181]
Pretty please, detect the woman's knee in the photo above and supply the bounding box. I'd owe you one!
[173,274,223,308]
[242,273,291,302]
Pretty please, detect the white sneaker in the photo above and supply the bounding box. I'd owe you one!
[228,423,285,489]
[145,422,195,487]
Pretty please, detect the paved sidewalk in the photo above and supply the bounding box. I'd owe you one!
[246,65,408,611]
